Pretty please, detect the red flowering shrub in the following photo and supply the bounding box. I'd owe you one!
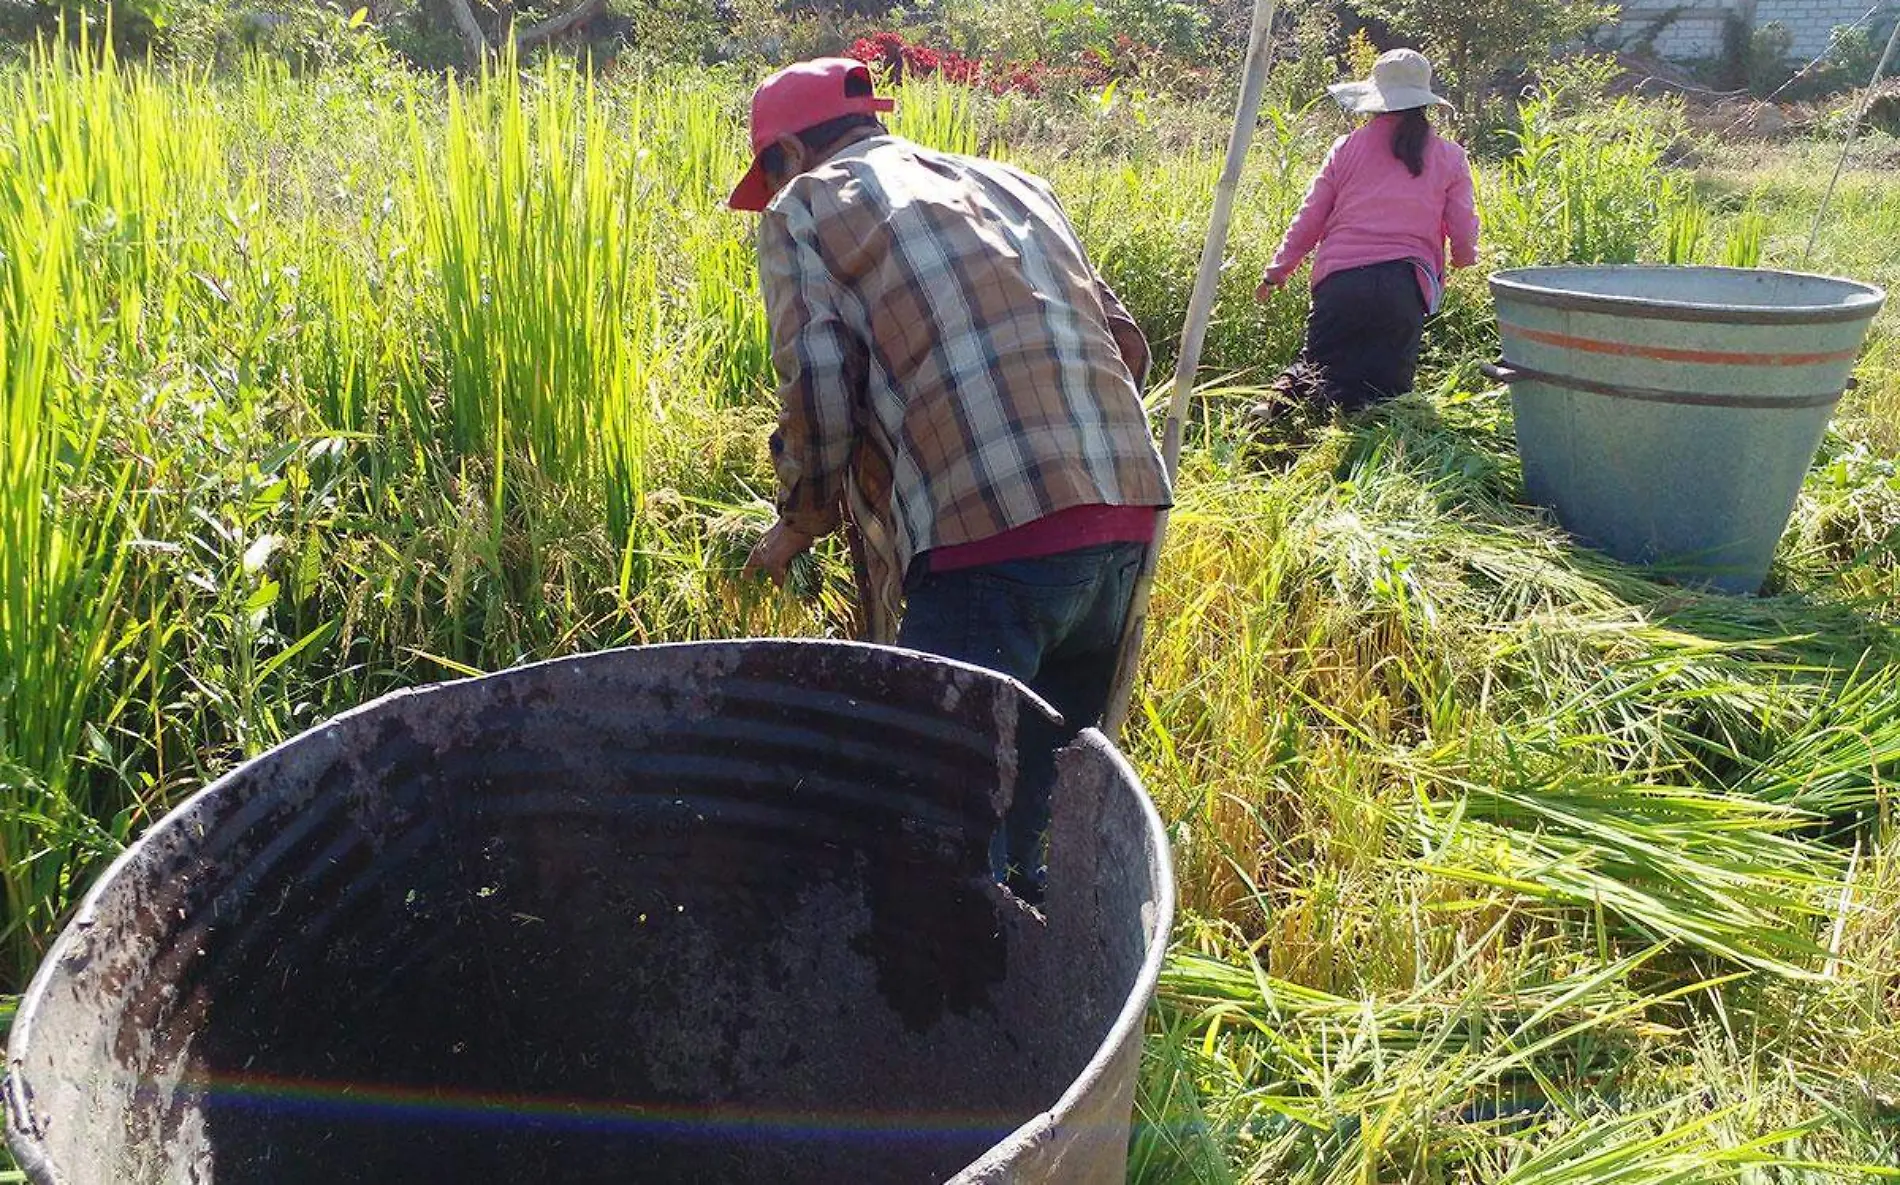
[850,33,991,89]
[850,31,907,72]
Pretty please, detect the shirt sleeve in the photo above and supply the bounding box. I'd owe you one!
[1265,137,1345,284]
[1445,147,1481,269]
[1094,272,1152,389]
[759,207,867,539]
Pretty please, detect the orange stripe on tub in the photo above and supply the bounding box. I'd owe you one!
[1500,323,1863,366]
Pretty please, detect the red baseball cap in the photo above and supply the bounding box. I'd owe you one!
[728,58,895,212]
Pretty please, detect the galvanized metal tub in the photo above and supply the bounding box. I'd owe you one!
[5,641,1174,1184]
[1487,265,1885,593]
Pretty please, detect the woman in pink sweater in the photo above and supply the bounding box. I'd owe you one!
[1256,49,1481,413]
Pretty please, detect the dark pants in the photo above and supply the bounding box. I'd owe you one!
[897,541,1145,897]
[1284,259,1427,412]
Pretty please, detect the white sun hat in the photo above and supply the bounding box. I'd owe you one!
[1327,48,1452,114]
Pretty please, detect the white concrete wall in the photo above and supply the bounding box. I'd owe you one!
[1756,0,1896,59]
[1610,1,1744,60]
[1607,0,1895,63]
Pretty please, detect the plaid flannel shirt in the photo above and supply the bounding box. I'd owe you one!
[759,135,1170,578]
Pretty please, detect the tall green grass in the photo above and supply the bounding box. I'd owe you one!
[0,39,179,975]
[1,42,1897,1181]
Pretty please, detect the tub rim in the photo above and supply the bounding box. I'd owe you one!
[949,723,1176,1182]
[1490,264,1887,327]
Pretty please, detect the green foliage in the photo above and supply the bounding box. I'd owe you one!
[715,0,854,66]
[4,0,395,67]
[614,0,731,66]
[1353,0,1619,116]
[905,0,1052,62]
[1484,74,1693,266]
[1787,20,1899,101]
[1267,0,1340,108]
[1096,0,1204,58]
[6,0,173,51]
[1723,16,1897,103]
[1343,24,1378,79]
[1743,18,1796,97]
[914,0,1205,63]
[1532,48,1624,102]
[242,4,389,73]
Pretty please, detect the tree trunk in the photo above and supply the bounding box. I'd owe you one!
[441,0,606,62]
[444,0,491,64]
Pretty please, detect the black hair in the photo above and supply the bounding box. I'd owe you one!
[759,113,886,178]
[758,72,886,178]
[1392,107,1431,178]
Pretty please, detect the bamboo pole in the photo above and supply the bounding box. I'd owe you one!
[1101,0,1281,737]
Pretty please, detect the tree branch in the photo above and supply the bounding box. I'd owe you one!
[514,0,606,50]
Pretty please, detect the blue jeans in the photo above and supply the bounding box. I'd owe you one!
[897,541,1146,898]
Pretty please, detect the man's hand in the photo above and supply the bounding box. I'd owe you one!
[744,520,816,587]
[1255,275,1283,303]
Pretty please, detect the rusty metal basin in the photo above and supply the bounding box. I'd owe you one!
[5,641,1173,1184]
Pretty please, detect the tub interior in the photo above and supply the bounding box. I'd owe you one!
[9,646,1160,1185]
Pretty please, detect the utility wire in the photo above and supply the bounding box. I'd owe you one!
[1711,3,1887,142]
[1803,13,1900,268]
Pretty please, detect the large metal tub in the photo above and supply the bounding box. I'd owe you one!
[5,642,1173,1184]
[1488,265,1885,593]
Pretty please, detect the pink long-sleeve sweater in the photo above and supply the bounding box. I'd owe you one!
[1265,114,1481,311]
